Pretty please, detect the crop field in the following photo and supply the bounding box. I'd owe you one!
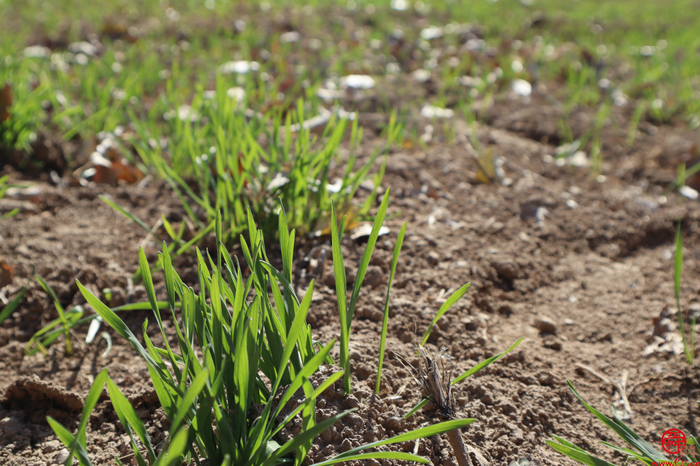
[1,0,700,465]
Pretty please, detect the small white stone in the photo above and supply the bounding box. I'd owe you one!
[56,449,70,464]
[680,185,699,200]
[266,173,289,190]
[226,86,245,101]
[340,75,375,89]
[280,31,300,43]
[512,79,532,97]
[420,105,454,119]
[68,41,97,56]
[570,151,588,167]
[23,45,51,57]
[412,69,431,83]
[459,76,483,87]
[391,0,408,10]
[420,26,443,40]
[220,60,259,75]
[566,199,579,209]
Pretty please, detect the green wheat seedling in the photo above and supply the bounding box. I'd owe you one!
[0,66,50,153]
[50,365,474,466]
[674,220,695,366]
[669,165,696,365]
[125,83,402,244]
[401,301,524,466]
[547,381,697,466]
[589,103,611,178]
[375,220,407,394]
[0,286,26,325]
[49,207,473,465]
[29,275,79,356]
[47,368,204,466]
[371,247,523,466]
[331,189,391,394]
[402,337,525,421]
[408,319,522,466]
[5,0,700,174]
[421,283,473,347]
[549,224,695,465]
[666,161,700,199]
[0,175,22,218]
[27,281,174,357]
[626,101,648,149]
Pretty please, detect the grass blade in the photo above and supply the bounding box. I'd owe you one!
[452,337,524,385]
[107,378,157,463]
[295,380,317,466]
[272,369,345,439]
[45,370,110,466]
[565,381,667,461]
[35,275,72,355]
[77,281,170,383]
[77,369,110,448]
[232,297,259,448]
[100,195,154,235]
[271,280,315,396]
[170,368,209,435]
[0,286,26,324]
[273,338,337,421]
[404,398,431,419]
[675,220,683,311]
[163,426,190,466]
[312,451,431,466]
[25,308,84,356]
[376,221,406,394]
[260,409,355,466]
[546,437,618,466]
[674,220,693,365]
[421,283,471,346]
[348,189,390,323]
[46,417,93,466]
[330,201,350,393]
[335,418,475,459]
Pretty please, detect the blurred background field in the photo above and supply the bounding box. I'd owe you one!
[2,0,700,158]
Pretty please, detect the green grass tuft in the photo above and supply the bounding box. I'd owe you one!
[548,381,688,466]
[47,206,473,465]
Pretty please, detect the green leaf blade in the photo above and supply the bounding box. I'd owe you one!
[421,283,471,346]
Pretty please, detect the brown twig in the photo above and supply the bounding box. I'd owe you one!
[575,364,632,420]
[418,346,473,466]
[447,429,472,466]
[394,347,478,465]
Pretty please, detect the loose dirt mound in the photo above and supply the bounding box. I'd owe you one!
[1,99,699,465]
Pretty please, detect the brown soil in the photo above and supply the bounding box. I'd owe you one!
[1,94,699,466]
